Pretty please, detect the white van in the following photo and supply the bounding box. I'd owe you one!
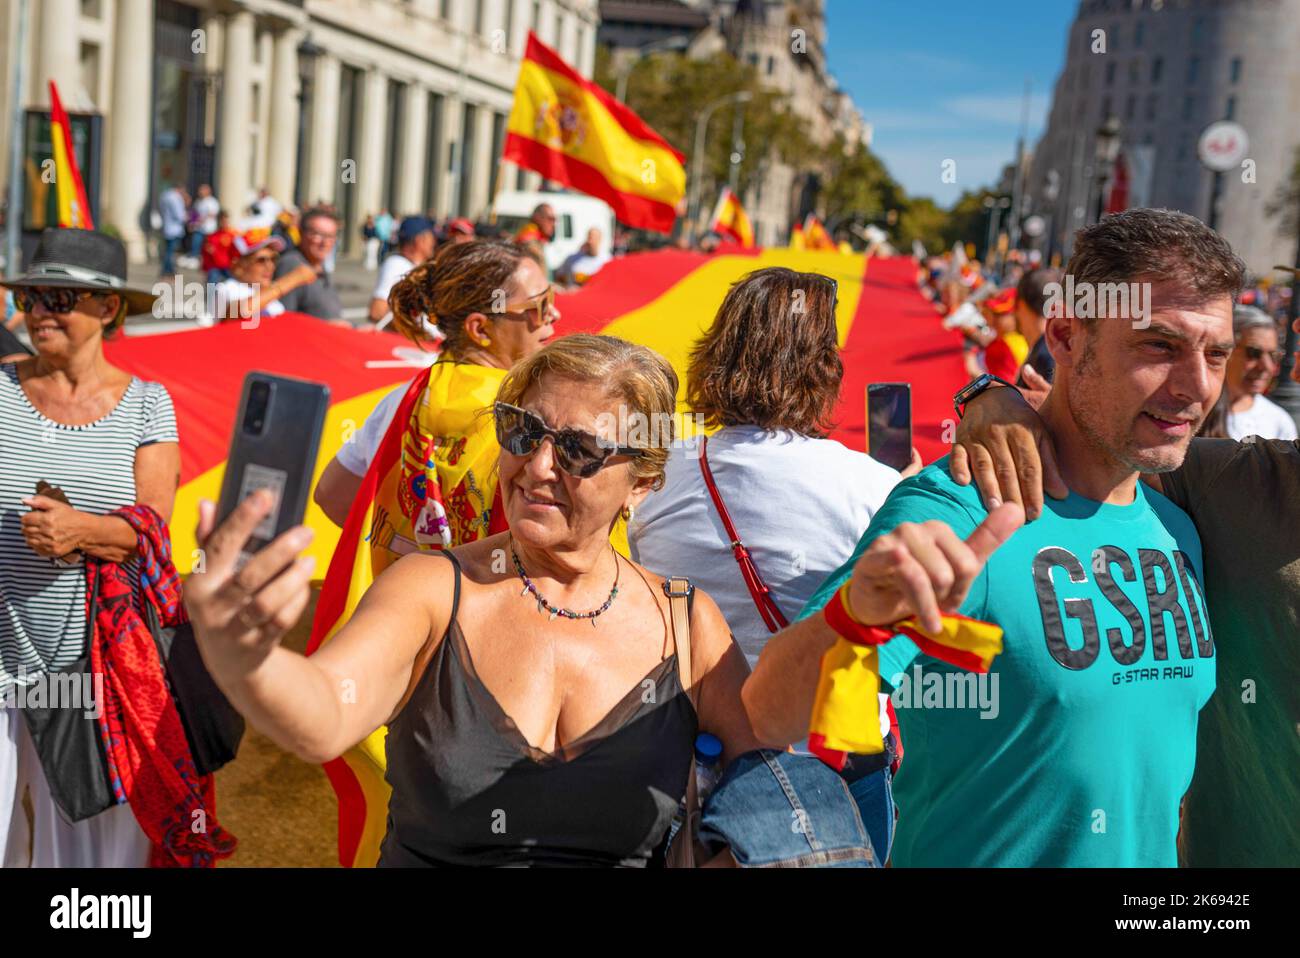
[491,190,616,276]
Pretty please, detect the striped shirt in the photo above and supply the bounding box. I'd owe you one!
[0,363,178,692]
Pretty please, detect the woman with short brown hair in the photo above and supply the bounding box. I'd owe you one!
[630,266,911,862]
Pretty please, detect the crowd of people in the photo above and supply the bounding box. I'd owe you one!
[0,204,1296,869]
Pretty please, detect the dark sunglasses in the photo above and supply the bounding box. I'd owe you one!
[494,402,644,478]
[1243,345,1285,365]
[13,287,100,314]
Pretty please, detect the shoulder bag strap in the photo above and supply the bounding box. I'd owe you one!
[698,436,790,633]
[664,576,697,869]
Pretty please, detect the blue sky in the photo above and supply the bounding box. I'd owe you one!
[825,1,1076,208]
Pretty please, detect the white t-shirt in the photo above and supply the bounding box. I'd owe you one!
[194,195,220,234]
[630,426,901,664]
[371,253,440,338]
[212,276,284,321]
[336,385,405,476]
[1227,394,1298,442]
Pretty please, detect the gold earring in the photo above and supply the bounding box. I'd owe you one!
[620,506,633,522]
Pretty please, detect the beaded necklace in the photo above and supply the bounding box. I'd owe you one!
[510,540,621,625]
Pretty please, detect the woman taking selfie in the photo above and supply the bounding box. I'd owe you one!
[187,335,760,866]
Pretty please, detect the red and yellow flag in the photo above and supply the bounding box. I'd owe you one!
[808,585,1004,770]
[504,32,686,234]
[306,359,509,868]
[708,187,755,249]
[49,81,93,229]
[803,214,836,252]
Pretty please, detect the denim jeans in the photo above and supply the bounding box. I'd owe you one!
[161,235,182,274]
[699,749,878,867]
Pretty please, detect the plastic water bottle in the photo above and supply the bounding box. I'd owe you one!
[694,732,723,804]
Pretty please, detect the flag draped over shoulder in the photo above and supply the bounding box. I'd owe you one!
[49,82,93,229]
[504,32,686,234]
[708,188,755,248]
[306,359,508,868]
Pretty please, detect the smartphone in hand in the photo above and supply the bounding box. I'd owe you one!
[867,382,912,472]
[216,373,330,562]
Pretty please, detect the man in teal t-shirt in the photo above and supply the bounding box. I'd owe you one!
[742,209,1244,867]
[799,462,1214,866]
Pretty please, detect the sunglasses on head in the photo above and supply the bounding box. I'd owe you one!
[1243,345,1284,365]
[496,285,555,325]
[494,402,644,478]
[13,287,100,314]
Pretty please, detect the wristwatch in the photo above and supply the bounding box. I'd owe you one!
[953,373,1020,419]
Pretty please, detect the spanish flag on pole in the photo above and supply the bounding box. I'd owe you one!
[803,214,836,252]
[49,82,93,229]
[708,187,755,248]
[504,32,686,234]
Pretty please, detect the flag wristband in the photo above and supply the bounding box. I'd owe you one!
[822,582,896,647]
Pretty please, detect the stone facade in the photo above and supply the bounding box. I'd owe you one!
[1027,0,1300,272]
[0,0,600,262]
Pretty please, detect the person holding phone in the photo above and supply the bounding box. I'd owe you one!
[744,208,1240,867]
[186,335,764,867]
[629,267,915,862]
[0,229,182,867]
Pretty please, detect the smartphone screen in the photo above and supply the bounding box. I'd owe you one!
[217,373,330,562]
[867,382,912,472]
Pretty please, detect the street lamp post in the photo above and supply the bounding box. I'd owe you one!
[1091,116,1122,225]
[614,35,690,103]
[688,90,752,235]
[4,0,30,274]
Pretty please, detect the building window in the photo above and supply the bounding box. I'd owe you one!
[505,0,516,50]
[1101,95,1112,119]
[1128,58,1139,84]
[1135,20,1144,47]
[1145,93,1158,121]
[1110,23,1120,50]
[1106,61,1116,85]
[475,0,485,36]
[440,0,452,21]
[1182,94,1194,120]
[1187,57,1199,84]
[1191,16,1204,44]
[1225,95,1236,120]
[80,0,102,18]
[79,42,100,106]
[766,56,775,76]
[1151,56,1162,83]
[532,1,540,31]
[1125,93,1136,120]
[1230,57,1242,84]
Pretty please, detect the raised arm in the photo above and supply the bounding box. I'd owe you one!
[741,502,1023,747]
[950,383,1067,520]
[185,490,450,763]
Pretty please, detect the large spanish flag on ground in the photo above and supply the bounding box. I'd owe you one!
[107,251,968,868]
[504,32,686,233]
[709,187,755,248]
[49,81,93,229]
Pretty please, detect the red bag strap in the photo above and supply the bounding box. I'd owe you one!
[698,436,790,633]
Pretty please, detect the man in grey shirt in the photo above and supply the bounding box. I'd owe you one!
[273,206,342,321]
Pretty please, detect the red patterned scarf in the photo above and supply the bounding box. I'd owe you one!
[88,505,236,867]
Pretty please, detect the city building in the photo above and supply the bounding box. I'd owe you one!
[1026,0,1300,272]
[598,0,867,246]
[0,0,599,263]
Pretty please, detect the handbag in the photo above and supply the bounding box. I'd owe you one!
[22,560,245,822]
[698,435,790,633]
[663,576,700,868]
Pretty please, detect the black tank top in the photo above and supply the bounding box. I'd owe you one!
[378,552,699,867]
